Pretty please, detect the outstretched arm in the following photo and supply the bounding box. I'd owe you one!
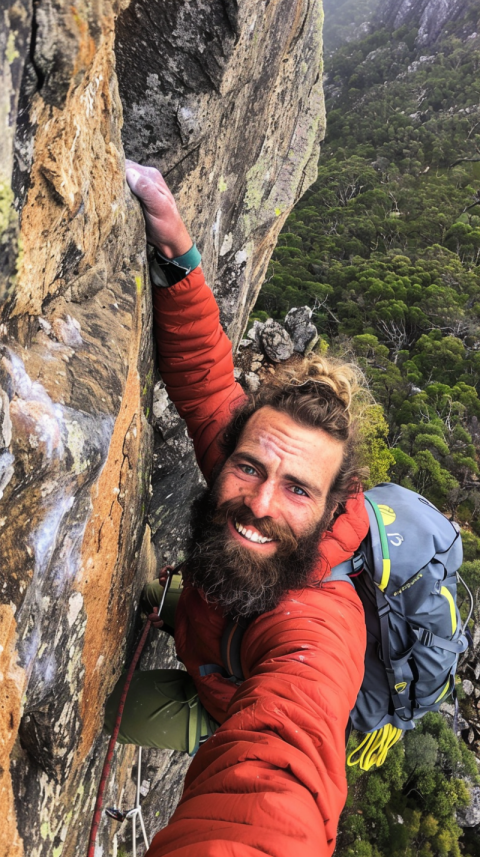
[126,162,245,481]
[145,580,367,857]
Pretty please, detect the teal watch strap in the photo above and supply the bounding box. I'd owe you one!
[150,243,202,288]
[171,244,202,271]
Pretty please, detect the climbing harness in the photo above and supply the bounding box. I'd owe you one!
[86,567,173,857]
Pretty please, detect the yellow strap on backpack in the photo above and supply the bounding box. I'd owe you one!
[347,724,403,770]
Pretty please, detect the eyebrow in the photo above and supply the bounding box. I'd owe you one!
[230,452,323,497]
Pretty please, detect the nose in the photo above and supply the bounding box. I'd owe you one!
[243,479,280,520]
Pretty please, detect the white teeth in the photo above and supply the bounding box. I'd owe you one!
[234,520,273,544]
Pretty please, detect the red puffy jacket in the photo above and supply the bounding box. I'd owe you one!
[147,267,369,857]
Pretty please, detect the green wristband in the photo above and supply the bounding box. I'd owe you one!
[172,244,202,271]
[150,243,202,288]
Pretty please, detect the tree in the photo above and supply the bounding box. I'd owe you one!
[358,405,395,487]
[404,732,439,778]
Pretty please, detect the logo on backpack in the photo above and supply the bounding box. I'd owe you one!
[393,571,423,596]
[377,504,396,525]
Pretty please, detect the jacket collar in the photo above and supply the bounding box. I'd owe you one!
[316,492,369,578]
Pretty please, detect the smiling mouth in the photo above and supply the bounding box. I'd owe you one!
[234,519,274,544]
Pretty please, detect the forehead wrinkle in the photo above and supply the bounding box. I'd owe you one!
[235,408,345,489]
[238,430,336,489]
[257,434,304,462]
[240,435,302,467]
[246,424,341,464]
[250,424,312,456]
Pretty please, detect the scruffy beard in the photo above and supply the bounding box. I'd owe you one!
[184,487,334,618]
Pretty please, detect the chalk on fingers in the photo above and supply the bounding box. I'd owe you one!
[126,167,141,192]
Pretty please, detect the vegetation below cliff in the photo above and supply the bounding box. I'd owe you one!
[343,712,478,857]
[253,6,480,557]
[251,6,480,855]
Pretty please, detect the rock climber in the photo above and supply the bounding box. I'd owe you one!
[104,161,370,857]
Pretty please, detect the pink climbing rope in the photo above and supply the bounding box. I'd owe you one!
[86,567,173,857]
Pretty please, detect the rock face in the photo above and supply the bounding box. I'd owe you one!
[1,1,154,854]
[115,0,325,348]
[379,0,474,45]
[0,1,325,855]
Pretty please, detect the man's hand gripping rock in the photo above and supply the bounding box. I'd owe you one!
[125,160,192,259]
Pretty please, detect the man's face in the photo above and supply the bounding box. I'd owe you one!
[215,406,345,553]
[185,407,346,617]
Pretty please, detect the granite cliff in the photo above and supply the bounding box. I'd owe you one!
[379,0,476,45]
[322,0,479,49]
[0,1,325,854]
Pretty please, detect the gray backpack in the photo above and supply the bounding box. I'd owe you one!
[330,483,470,769]
[220,483,471,770]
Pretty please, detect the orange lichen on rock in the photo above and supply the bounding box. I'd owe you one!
[76,275,144,757]
[0,607,27,857]
[13,5,124,318]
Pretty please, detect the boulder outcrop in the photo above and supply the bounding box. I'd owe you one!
[244,307,319,365]
[285,306,319,354]
[0,1,325,854]
[257,318,295,362]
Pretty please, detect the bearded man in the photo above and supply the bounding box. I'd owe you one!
[104,163,370,857]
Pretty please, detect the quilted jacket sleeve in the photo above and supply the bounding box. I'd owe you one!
[146,581,366,857]
[152,268,246,481]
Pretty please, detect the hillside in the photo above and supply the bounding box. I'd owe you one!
[323,0,380,51]
[379,0,475,46]
[254,6,480,542]
[251,8,480,855]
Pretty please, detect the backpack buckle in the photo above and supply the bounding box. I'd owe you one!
[351,552,365,574]
[418,628,433,647]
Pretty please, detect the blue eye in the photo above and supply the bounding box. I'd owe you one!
[240,464,257,476]
[290,485,308,496]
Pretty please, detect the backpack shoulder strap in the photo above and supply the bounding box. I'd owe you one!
[364,493,391,592]
[328,553,364,587]
[220,616,250,683]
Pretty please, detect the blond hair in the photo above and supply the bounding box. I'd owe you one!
[272,352,368,422]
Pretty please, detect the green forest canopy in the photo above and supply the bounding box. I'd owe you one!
[251,8,480,855]
[253,6,480,558]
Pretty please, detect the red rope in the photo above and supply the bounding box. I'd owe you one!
[87,564,174,857]
[86,617,152,857]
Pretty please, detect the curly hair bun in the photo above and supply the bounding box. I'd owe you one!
[276,353,367,417]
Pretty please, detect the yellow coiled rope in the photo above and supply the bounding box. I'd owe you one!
[347,725,403,770]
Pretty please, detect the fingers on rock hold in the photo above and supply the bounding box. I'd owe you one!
[125,167,142,192]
